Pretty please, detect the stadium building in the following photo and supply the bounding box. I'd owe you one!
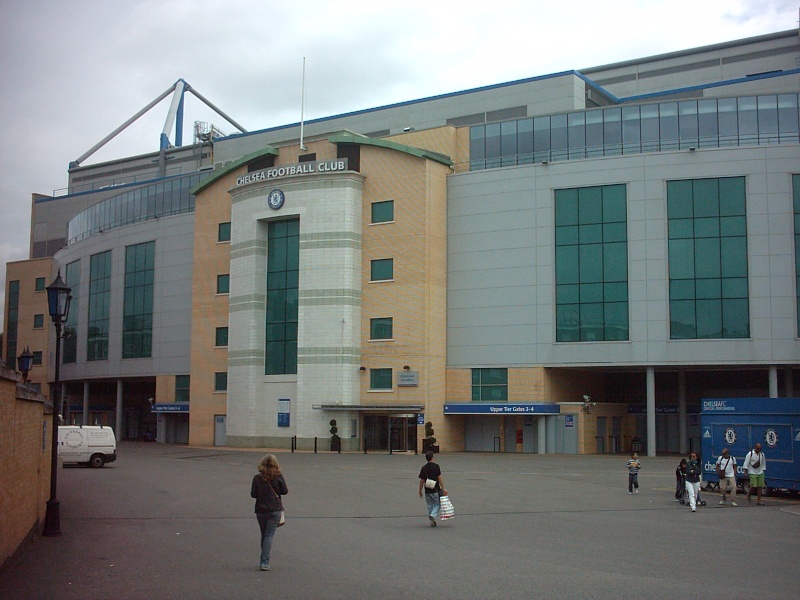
[5,28,800,455]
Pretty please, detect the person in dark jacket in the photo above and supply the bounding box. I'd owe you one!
[675,458,687,501]
[685,451,702,512]
[418,451,447,527]
[250,454,288,571]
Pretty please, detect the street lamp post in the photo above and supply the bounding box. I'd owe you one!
[43,270,71,537]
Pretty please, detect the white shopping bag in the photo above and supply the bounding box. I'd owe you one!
[439,494,455,520]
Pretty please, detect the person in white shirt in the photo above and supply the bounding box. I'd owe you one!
[743,442,766,505]
[715,447,737,506]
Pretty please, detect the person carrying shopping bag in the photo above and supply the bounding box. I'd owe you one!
[418,451,447,527]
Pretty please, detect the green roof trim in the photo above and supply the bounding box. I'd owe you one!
[190,146,279,195]
[328,132,453,166]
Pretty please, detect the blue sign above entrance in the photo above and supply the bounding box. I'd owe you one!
[443,403,560,415]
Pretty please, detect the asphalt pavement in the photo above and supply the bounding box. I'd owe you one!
[1,443,798,600]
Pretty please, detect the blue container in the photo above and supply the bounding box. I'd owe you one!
[700,398,800,492]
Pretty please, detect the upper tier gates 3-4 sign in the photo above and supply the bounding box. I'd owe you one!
[236,158,348,187]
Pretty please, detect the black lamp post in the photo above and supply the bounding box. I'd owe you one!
[43,270,71,537]
[17,346,34,383]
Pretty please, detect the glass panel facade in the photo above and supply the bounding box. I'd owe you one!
[471,368,508,401]
[371,200,394,223]
[215,327,229,347]
[370,317,393,340]
[555,184,628,341]
[63,260,80,363]
[469,94,800,170]
[87,250,111,361]
[265,219,299,375]
[67,173,205,244]
[175,375,190,403]
[370,368,392,390]
[371,259,394,281]
[668,177,749,339]
[123,241,154,359]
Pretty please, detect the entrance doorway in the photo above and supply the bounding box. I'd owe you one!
[363,415,417,452]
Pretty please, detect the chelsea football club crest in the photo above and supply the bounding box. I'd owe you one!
[267,189,285,210]
[724,427,736,445]
[764,428,778,448]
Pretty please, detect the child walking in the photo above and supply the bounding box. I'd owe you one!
[627,452,641,494]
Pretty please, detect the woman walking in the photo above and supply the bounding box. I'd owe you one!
[250,454,288,571]
[685,451,702,512]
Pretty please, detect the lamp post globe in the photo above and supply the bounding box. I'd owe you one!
[17,346,34,383]
[43,270,71,537]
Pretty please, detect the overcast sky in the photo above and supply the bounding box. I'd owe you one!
[0,0,797,332]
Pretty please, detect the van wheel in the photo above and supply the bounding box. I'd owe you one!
[89,454,105,468]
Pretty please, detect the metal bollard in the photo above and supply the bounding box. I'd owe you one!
[314,437,317,453]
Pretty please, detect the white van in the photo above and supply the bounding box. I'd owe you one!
[58,425,117,468]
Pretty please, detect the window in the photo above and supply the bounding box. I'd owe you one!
[793,175,800,335]
[35,277,45,292]
[370,318,393,340]
[299,153,316,162]
[6,280,19,366]
[668,177,749,339]
[32,351,43,366]
[555,184,628,341]
[62,260,80,364]
[265,219,299,375]
[370,368,392,390]
[215,327,229,347]
[370,259,393,281]
[216,274,230,294]
[123,241,154,359]
[472,368,508,401]
[175,375,190,403]
[87,250,112,361]
[33,314,44,328]
[371,201,394,224]
[214,372,228,392]
[218,222,231,242]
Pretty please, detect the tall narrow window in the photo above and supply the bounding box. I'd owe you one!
[668,177,749,339]
[123,241,154,358]
[214,372,228,392]
[265,219,299,375]
[33,314,44,328]
[175,375,190,403]
[218,222,231,242]
[63,260,80,364]
[5,280,19,363]
[87,250,112,361]
[793,175,800,335]
[215,327,229,347]
[555,184,628,341]
[216,274,230,294]
[35,277,45,292]
[472,368,508,401]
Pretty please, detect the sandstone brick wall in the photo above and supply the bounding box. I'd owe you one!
[0,365,50,567]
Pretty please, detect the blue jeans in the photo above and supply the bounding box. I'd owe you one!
[425,492,441,520]
[256,511,281,565]
[628,473,639,492]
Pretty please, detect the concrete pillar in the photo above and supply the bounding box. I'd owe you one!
[786,368,794,398]
[769,366,778,398]
[537,416,546,455]
[83,381,90,424]
[115,379,123,438]
[678,369,688,455]
[647,367,656,457]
